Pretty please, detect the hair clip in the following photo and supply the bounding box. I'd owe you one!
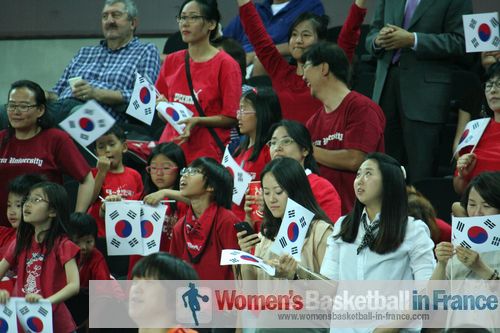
[400,165,407,180]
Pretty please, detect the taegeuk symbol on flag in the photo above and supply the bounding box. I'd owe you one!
[463,12,500,52]
[220,249,276,276]
[452,214,500,253]
[16,298,53,333]
[221,147,253,205]
[125,72,157,125]
[156,101,193,135]
[453,118,490,157]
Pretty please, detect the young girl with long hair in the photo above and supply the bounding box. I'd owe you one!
[0,182,80,333]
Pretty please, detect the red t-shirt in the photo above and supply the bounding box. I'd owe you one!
[306,91,385,214]
[307,172,342,224]
[156,50,241,164]
[0,226,16,256]
[169,205,240,280]
[455,119,500,184]
[232,145,271,220]
[78,248,111,289]
[88,167,144,237]
[4,235,80,333]
[0,128,90,227]
[239,1,367,123]
[436,218,452,244]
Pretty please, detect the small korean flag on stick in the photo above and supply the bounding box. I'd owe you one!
[140,203,167,256]
[105,201,142,255]
[221,147,252,205]
[463,12,500,52]
[126,72,157,125]
[453,118,490,157]
[0,298,18,333]
[59,100,116,147]
[270,198,315,261]
[220,249,276,276]
[156,102,193,135]
[452,214,500,253]
[16,298,53,333]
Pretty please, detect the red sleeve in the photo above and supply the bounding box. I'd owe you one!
[90,249,111,281]
[2,238,17,266]
[130,168,144,200]
[436,218,452,243]
[239,1,295,81]
[218,54,241,119]
[169,217,185,257]
[309,174,342,223]
[54,130,91,182]
[0,227,16,257]
[155,53,174,96]
[56,237,80,266]
[337,3,367,63]
[218,209,240,251]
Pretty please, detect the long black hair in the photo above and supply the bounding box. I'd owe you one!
[190,157,233,209]
[234,86,282,162]
[335,153,408,254]
[179,0,221,41]
[260,157,330,240]
[460,171,500,212]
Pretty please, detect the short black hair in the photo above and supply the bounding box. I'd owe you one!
[68,212,98,240]
[288,12,329,41]
[8,173,48,197]
[301,41,350,85]
[101,124,126,143]
[460,171,500,212]
[132,252,199,280]
[190,157,233,209]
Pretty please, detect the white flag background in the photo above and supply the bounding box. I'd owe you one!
[453,118,490,156]
[0,298,18,333]
[220,249,276,276]
[463,12,500,52]
[270,198,315,261]
[126,73,156,125]
[156,101,193,135]
[221,147,252,205]
[15,298,53,333]
[105,201,143,256]
[452,214,500,253]
[140,203,168,256]
[59,100,115,147]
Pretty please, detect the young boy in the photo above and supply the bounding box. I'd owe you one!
[88,125,144,236]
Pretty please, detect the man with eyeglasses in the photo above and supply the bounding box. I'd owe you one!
[16,0,160,132]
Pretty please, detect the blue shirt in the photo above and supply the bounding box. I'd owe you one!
[223,0,325,53]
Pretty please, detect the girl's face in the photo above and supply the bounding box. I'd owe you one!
[237,98,257,136]
[178,1,215,45]
[7,87,44,132]
[354,159,383,209]
[179,166,207,198]
[269,126,307,166]
[23,188,54,225]
[129,277,169,326]
[148,154,179,190]
[262,172,288,219]
[7,192,23,229]
[289,20,318,62]
[467,187,500,217]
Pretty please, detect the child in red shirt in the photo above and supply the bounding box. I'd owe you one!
[88,125,144,237]
[0,182,80,333]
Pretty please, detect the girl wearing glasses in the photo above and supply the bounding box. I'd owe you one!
[232,86,282,220]
[169,157,240,280]
[156,0,242,164]
[454,62,500,194]
[0,182,80,333]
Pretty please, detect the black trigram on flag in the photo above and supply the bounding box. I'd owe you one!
[109,210,119,220]
[139,76,145,84]
[460,240,471,249]
[84,108,94,116]
[291,247,299,255]
[237,172,243,182]
[471,37,479,48]
[233,187,238,195]
[279,237,287,248]
[151,211,161,222]
[129,238,139,247]
[493,36,500,47]
[456,221,465,232]
[3,306,12,317]
[469,18,477,29]
[19,306,29,315]
[98,119,106,128]
[111,238,121,248]
[288,210,296,218]
[127,210,137,219]
[146,240,156,249]
[299,216,307,228]
[491,17,499,28]
[38,306,49,317]
[69,120,76,129]
[230,258,239,263]
[472,121,480,130]
[133,100,140,110]
[80,133,89,140]
[145,107,152,115]
[223,155,229,163]
[484,219,496,229]
[491,236,500,247]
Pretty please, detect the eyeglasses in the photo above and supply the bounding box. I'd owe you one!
[485,80,500,92]
[176,15,205,24]
[102,11,126,20]
[180,167,203,177]
[24,196,49,205]
[266,137,295,148]
[5,103,38,113]
[236,109,256,117]
[146,165,178,175]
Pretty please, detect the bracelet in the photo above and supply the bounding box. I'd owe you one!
[488,269,498,280]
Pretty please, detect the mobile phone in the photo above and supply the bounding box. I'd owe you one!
[234,221,255,236]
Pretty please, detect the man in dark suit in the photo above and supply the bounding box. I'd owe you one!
[365,0,472,182]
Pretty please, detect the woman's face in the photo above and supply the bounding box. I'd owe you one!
[178,1,215,44]
[179,166,207,198]
[237,98,257,136]
[467,187,500,217]
[269,126,307,166]
[354,159,383,209]
[485,74,500,113]
[289,20,318,62]
[149,154,179,190]
[7,87,44,132]
[262,172,288,219]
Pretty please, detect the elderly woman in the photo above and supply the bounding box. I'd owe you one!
[0,80,94,227]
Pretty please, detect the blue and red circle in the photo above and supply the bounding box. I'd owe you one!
[139,87,151,104]
[166,107,180,121]
[115,220,133,238]
[240,255,259,263]
[287,222,299,242]
[468,226,488,244]
[0,318,9,333]
[78,117,95,132]
[141,220,154,238]
[26,316,44,332]
[478,23,491,42]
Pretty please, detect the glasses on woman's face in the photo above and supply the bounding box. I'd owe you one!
[236,109,256,118]
[175,15,205,24]
[24,196,49,205]
[180,167,203,177]
[5,103,38,113]
[485,80,500,92]
[146,164,178,175]
[266,137,295,149]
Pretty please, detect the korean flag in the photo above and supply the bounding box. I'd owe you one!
[59,100,115,147]
[221,147,253,205]
[126,72,157,125]
[15,298,52,333]
[156,101,193,135]
[0,298,17,333]
[105,201,142,256]
[270,198,315,261]
[140,203,167,256]
[220,249,276,276]
[454,118,490,157]
[452,214,500,253]
[463,12,500,52]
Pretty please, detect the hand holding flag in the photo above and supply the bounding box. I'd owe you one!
[156,102,194,135]
[221,147,253,205]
